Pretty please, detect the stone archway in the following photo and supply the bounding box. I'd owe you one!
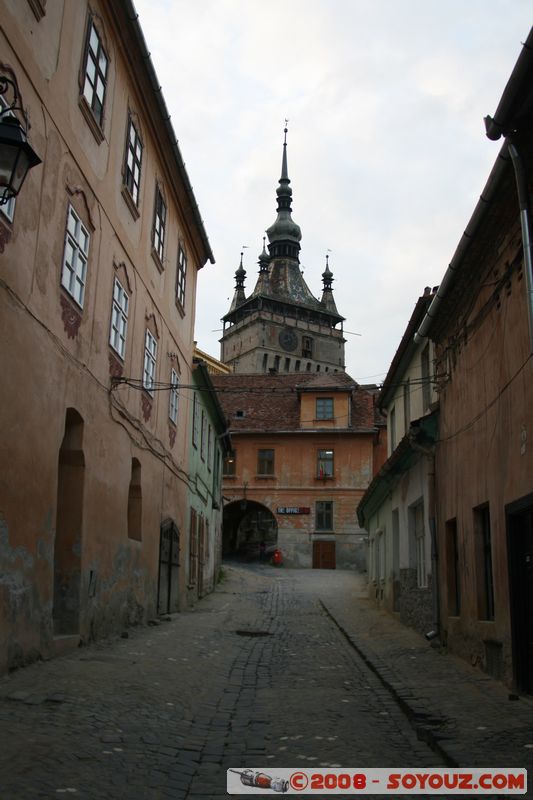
[222,500,278,559]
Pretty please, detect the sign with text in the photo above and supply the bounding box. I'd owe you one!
[277,507,310,515]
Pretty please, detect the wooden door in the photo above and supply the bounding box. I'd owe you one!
[313,540,336,569]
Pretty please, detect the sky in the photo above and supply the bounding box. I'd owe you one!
[134,0,531,383]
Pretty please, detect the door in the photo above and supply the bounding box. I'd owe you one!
[507,498,533,694]
[313,540,336,569]
[158,520,180,615]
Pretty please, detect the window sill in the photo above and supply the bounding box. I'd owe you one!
[256,474,276,480]
[175,298,186,318]
[78,95,105,144]
[223,474,237,479]
[151,248,164,273]
[314,418,334,423]
[315,475,334,481]
[121,185,140,220]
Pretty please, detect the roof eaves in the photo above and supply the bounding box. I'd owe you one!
[120,1,215,267]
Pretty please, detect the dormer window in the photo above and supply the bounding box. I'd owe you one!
[316,398,334,420]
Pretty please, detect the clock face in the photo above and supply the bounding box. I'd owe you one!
[279,328,298,352]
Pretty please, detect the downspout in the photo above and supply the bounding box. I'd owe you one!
[507,140,533,352]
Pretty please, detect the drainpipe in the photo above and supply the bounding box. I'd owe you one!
[507,140,533,352]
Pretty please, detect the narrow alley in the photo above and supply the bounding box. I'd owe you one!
[1,564,531,799]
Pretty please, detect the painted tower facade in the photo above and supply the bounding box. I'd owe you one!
[220,129,346,374]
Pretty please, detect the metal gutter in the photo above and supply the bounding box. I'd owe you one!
[123,0,215,266]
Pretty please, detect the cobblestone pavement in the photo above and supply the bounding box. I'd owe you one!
[0,564,530,799]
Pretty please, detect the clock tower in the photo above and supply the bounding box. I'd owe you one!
[220,128,346,374]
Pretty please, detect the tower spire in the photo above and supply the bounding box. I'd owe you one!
[321,253,339,314]
[228,251,247,312]
[266,123,302,260]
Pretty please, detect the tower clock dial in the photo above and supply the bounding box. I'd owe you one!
[279,328,298,352]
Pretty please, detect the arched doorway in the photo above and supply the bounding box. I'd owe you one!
[223,500,278,559]
[54,408,84,636]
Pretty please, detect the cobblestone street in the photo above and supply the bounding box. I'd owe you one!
[0,564,531,799]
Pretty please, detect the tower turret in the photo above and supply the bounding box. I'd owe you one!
[227,252,247,312]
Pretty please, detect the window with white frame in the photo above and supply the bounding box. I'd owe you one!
[61,205,90,308]
[152,186,166,263]
[124,115,142,206]
[176,245,187,308]
[169,368,179,424]
[317,449,334,478]
[82,19,108,127]
[143,329,157,395]
[109,277,128,359]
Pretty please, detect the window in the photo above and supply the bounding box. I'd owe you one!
[143,330,157,395]
[61,205,89,308]
[302,336,313,358]
[284,358,290,372]
[152,186,166,263]
[189,508,198,586]
[317,449,334,478]
[446,518,460,616]
[169,368,179,424]
[262,353,268,372]
[474,505,495,620]
[127,458,142,541]
[201,410,207,460]
[109,277,128,359]
[176,245,187,308]
[207,425,213,470]
[257,449,274,475]
[82,19,108,127]
[192,392,199,447]
[316,501,333,531]
[274,355,280,371]
[410,501,427,588]
[421,343,431,411]
[223,452,236,476]
[403,379,410,434]
[316,398,334,420]
[124,115,142,206]
[295,360,300,372]
[389,406,396,452]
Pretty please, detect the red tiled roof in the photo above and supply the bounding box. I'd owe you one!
[211,372,378,433]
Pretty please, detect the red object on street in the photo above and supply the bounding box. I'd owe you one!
[272,548,283,566]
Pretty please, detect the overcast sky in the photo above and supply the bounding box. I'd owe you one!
[134,0,531,383]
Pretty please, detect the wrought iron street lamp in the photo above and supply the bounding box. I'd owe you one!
[0,75,41,205]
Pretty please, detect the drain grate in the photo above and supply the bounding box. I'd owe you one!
[235,630,273,637]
